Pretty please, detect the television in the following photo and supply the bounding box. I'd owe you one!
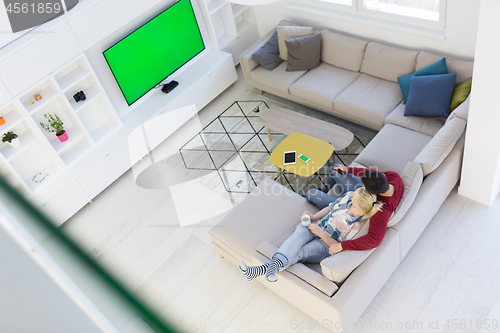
[103,0,205,106]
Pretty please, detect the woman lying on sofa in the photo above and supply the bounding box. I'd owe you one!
[239,187,383,283]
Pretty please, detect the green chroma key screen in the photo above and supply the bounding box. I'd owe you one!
[103,0,205,105]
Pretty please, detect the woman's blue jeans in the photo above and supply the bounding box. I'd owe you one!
[273,223,330,271]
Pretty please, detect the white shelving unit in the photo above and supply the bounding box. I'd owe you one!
[0,100,62,194]
[201,0,259,64]
[0,54,121,194]
[231,4,254,37]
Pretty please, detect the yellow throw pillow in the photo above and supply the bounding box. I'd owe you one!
[450,78,472,112]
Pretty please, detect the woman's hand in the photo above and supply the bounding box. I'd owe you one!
[303,211,315,221]
[308,223,322,236]
[329,243,343,255]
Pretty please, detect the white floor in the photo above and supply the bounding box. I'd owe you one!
[63,67,500,333]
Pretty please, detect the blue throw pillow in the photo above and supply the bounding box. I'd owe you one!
[404,73,457,117]
[398,57,448,103]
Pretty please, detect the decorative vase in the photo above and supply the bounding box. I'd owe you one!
[56,130,68,142]
[0,117,5,125]
[8,138,20,148]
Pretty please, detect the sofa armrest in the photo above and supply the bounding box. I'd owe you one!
[255,241,338,297]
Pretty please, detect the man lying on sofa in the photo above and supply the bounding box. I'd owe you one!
[306,166,403,254]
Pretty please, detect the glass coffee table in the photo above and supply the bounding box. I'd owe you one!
[179,100,285,193]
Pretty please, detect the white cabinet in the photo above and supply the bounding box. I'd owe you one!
[0,80,12,107]
[187,54,238,110]
[200,0,259,64]
[77,140,131,199]
[67,0,144,50]
[0,23,82,96]
[38,180,91,227]
[0,54,121,196]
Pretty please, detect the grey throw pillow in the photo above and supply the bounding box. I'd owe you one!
[252,32,283,71]
[285,33,321,72]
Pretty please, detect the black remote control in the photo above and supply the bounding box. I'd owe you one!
[161,80,179,94]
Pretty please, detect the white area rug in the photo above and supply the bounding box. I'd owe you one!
[148,90,375,226]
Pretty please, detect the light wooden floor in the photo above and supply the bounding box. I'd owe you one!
[63,67,500,333]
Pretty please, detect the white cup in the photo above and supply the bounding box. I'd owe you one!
[301,214,311,227]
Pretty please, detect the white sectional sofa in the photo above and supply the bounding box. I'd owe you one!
[209,20,473,333]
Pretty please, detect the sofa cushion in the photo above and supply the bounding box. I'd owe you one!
[387,161,423,228]
[416,51,474,85]
[320,247,374,285]
[320,29,368,72]
[256,241,338,296]
[277,25,313,61]
[384,103,446,137]
[285,33,322,71]
[447,94,471,123]
[414,117,467,176]
[208,178,319,262]
[289,62,360,110]
[450,78,472,111]
[319,220,374,284]
[405,73,457,117]
[249,61,307,95]
[252,31,283,71]
[333,74,403,130]
[360,42,418,82]
[397,57,448,103]
[354,124,432,175]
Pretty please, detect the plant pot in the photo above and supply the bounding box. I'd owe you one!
[8,138,20,148]
[56,130,68,142]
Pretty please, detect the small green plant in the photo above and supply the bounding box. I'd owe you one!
[2,131,18,143]
[40,113,64,135]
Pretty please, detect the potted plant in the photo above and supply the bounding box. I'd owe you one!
[40,113,68,142]
[2,131,19,148]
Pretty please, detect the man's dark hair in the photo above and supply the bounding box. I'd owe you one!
[360,170,389,194]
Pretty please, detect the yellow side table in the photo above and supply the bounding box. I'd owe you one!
[269,132,334,188]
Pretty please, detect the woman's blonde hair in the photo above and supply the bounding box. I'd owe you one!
[357,187,383,223]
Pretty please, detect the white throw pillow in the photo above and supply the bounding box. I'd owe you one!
[277,25,313,61]
[387,161,423,228]
[447,94,471,123]
[414,117,466,176]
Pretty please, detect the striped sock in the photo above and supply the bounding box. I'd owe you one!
[265,257,284,283]
[239,261,269,281]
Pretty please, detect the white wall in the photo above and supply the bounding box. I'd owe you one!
[459,0,500,206]
[252,0,479,58]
